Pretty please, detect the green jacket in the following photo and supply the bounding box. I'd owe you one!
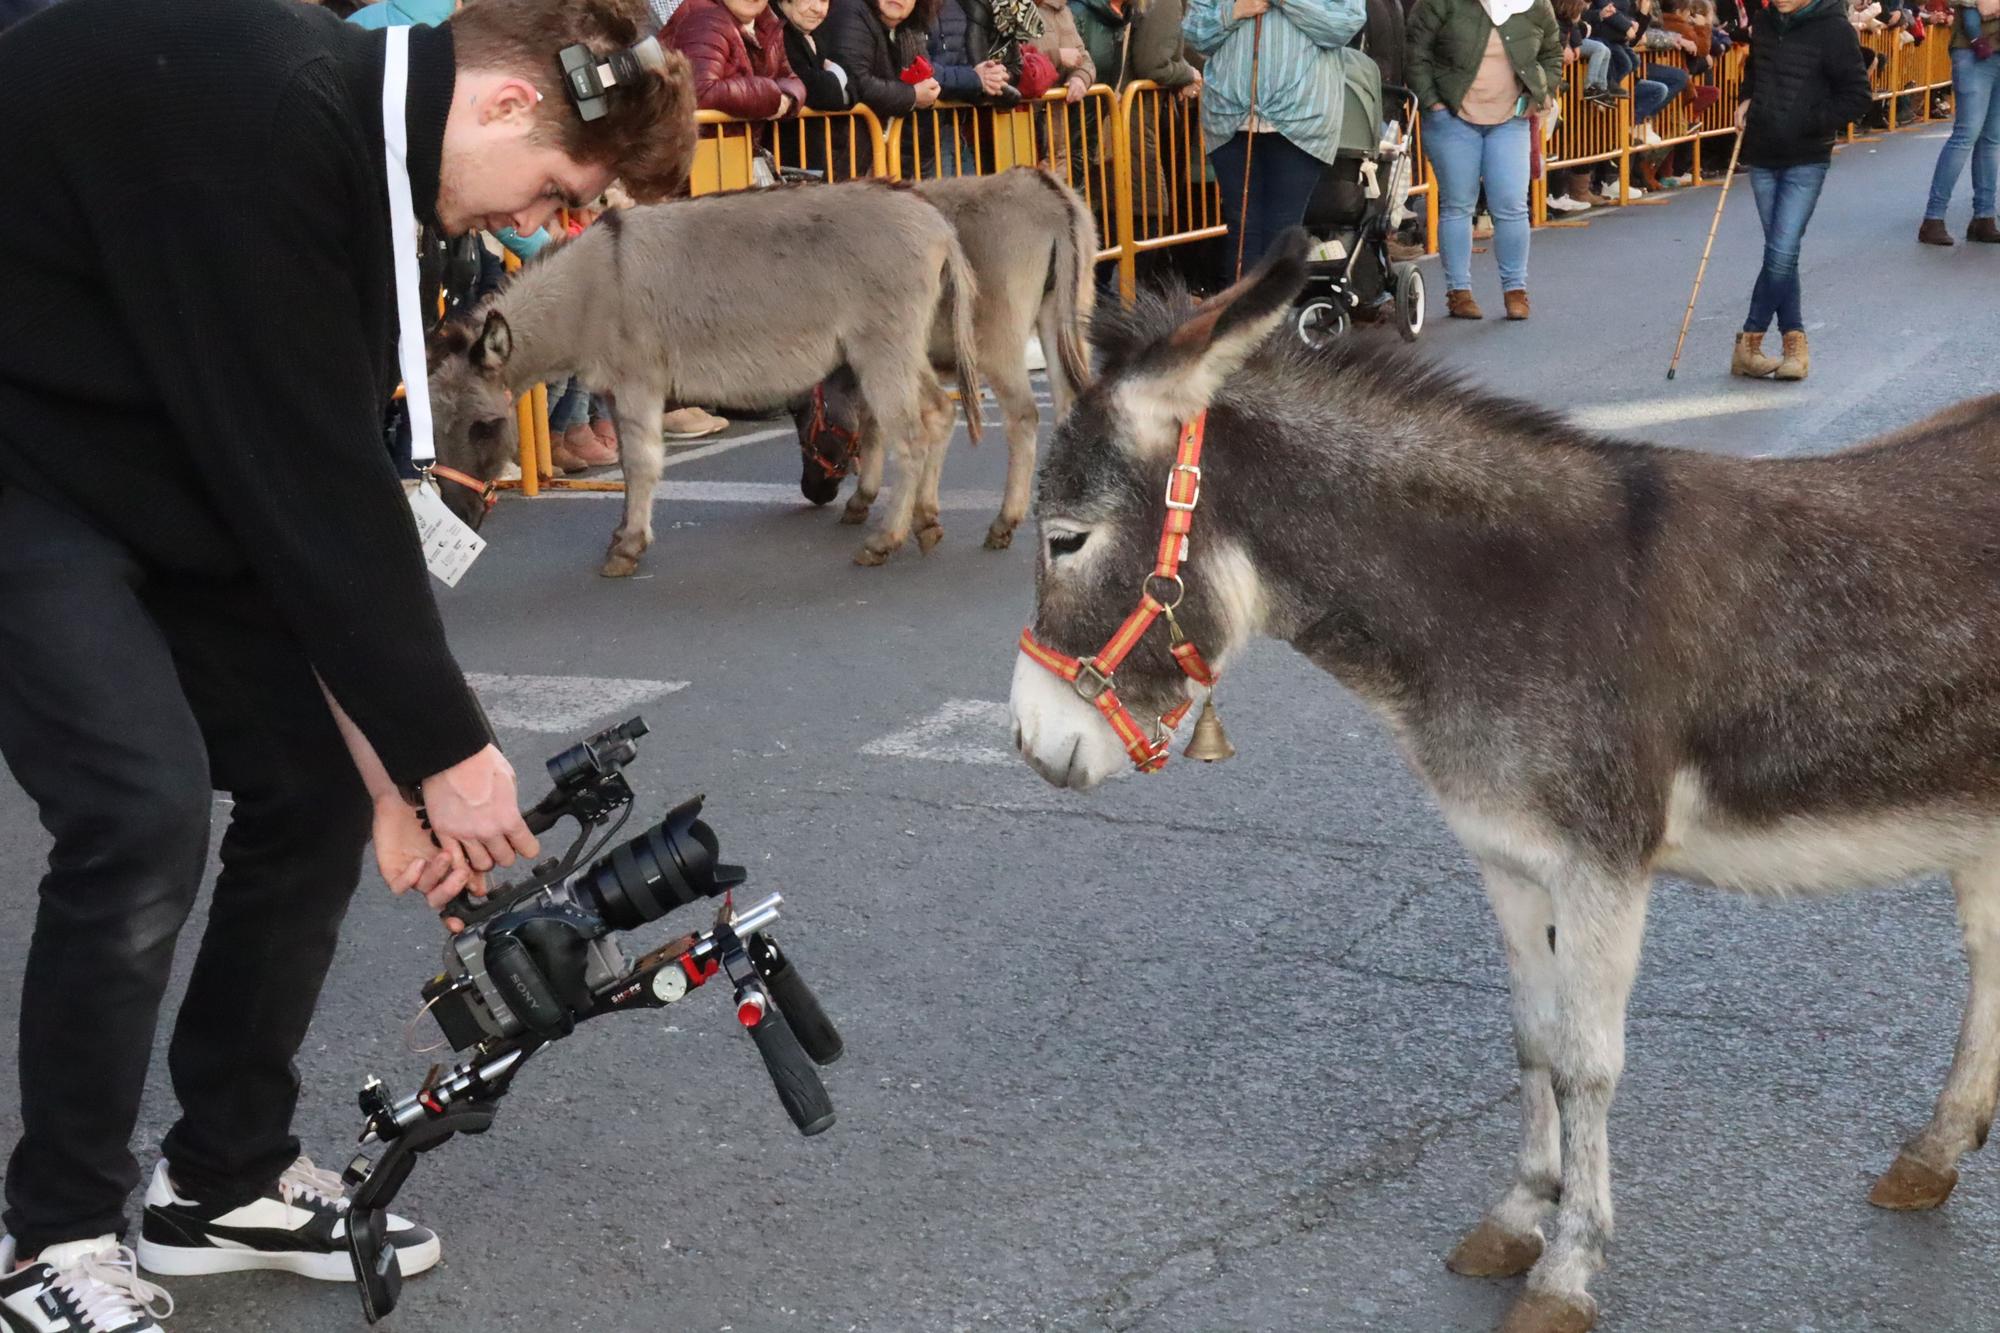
[1406,0,1562,116]
[1069,0,1198,87]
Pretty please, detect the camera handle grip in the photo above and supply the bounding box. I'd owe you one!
[750,936,844,1066]
[435,798,564,926]
[741,987,836,1136]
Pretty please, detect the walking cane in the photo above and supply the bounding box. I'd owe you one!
[1665,126,1745,381]
[1233,12,1265,281]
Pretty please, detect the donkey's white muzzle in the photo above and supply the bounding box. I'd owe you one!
[1009,651,1134,790]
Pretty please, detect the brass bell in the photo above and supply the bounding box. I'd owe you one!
[1182,697,1236,762]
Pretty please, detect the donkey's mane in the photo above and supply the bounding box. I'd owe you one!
[1092,280,1618,458]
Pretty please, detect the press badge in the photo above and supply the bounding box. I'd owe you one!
[407,480,486,587]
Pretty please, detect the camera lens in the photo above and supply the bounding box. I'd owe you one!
[574,796,745,930]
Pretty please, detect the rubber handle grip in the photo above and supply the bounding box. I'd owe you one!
[484,933,567,1037]
[745,1005,836,1136]
[761,950,844,1066]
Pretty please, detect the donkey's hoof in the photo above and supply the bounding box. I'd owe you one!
[600,552,640,578]
[1497,1290,1597,1333]
[917,523,945,555]
[840,502,872,526]
[1870,1154,1959,1210]
[1446,1220,1543,1279]
[853,545,890,567]
[984,524,1015,551]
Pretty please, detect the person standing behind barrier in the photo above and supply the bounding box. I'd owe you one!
[666,0,811,117]
[1730,0,1871,379]
[780,0,860,108]
[822,0,947,169]
[1918,0,2000,244]
[1407,0,1561,320]
[1184,0,1376,271]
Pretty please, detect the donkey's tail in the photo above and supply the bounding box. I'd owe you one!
[1037,168,1097,408]
[942,229,983,448]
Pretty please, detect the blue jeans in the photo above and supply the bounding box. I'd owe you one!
[1633,77,1670,120]
[1580,38,1611,89]
[1209,131,1327,270]
[1422,109,1531,292]
[1643,62,1690,115]
[1744,162,1829,334]
[1925,48,2000,219]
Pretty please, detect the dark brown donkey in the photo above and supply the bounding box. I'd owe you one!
[1010,231,2000,1333]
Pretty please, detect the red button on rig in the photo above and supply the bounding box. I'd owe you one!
[735,993,767,1028]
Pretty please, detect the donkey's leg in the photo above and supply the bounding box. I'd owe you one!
[603,388,666,578]
[842,412,885,527]
[1449,864,1563,1280]
[983,351,1040,552]
[913,379,954,555]
[1502,870,1650,1333]
[848,355,929,565]
[1871,856,2000,1210]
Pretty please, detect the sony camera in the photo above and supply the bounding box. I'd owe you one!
[342,717,842,1324]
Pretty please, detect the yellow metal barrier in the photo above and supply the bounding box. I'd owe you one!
[1115,82,1225,297]
[1022,87,1125,265]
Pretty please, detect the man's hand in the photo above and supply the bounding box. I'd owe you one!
[1564,45,1578,64]
[914,76,942,107]
[975,59,1011,96]
[1734,97,1750,131]
[372,794,484,912]
[1178,70,1205,99]
[420,743,537,873]
[1066,73,1089,102]
[1234,0,1270,20]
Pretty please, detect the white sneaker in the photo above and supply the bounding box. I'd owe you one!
[0,1235,172,1331]
[1545,194,1590,213]
[661,407,728,440]
[496,459,522,482]
[135,1159,438,1282]
[1626,185,1649,198]
[1024,334,1046,372]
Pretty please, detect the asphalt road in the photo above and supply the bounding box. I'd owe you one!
[4,121,2000,1333]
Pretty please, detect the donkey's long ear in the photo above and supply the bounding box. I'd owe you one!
[468,309,513,377]
[1117,229,1309,455]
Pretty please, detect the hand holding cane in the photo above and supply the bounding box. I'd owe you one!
[1666,124,1745,381]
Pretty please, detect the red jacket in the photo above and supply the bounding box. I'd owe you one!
[663,0,807,119]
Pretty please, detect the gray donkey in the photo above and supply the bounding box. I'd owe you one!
[1011,233,2000,1333]
[831,168,1097,551]
[427,179,980,572]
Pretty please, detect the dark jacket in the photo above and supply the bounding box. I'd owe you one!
[1406,0,1564,113]
[664,0,809,118]
[1069,0,1199,87]
[930,0,1007,100]
[780,12,858,109]
[0,0,488,783]
[1740,0,1872,167]
[822,0,925,115]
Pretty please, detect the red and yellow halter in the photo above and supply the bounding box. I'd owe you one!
[1019,413,1219,773]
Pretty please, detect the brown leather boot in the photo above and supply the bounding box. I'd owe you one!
[1969,217,2000,243]
[1775,330,1809,380]
[1731,330,1779,377]
[1447,289,1484,320]
[1503,289,1530,321]
[1918,217,1955,246]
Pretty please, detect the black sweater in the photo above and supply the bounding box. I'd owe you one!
[0,0,490,785]
[1741,0,1873,167]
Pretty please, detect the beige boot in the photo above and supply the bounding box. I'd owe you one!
[1731,331,1779,378]
[1775,330,1809,380]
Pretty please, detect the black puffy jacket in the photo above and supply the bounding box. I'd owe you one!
[1740,0,1873,168]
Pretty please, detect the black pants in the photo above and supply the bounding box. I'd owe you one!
[1210,131,1327,278]
[0,488,371,1254]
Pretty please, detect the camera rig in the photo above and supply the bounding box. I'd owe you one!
[341,718,842,1322]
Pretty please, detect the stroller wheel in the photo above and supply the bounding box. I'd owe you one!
[1296,300,1349,349]
[1393,264,1426,343]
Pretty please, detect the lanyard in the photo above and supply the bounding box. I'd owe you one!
[382,25,435,465]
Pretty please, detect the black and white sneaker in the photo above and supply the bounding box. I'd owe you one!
[0,1234,173,1331]
[134,1158,439,1282]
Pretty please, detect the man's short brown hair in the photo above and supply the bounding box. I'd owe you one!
[452,0,696,201]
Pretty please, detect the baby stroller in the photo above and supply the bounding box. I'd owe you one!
[1293,82,1425,347]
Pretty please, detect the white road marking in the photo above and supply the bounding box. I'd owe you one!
[660,424,796,468]
[535,481,1007,511]
[465,673,689,733]
[1569,390,1805,433]
[861,699,1015,766]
